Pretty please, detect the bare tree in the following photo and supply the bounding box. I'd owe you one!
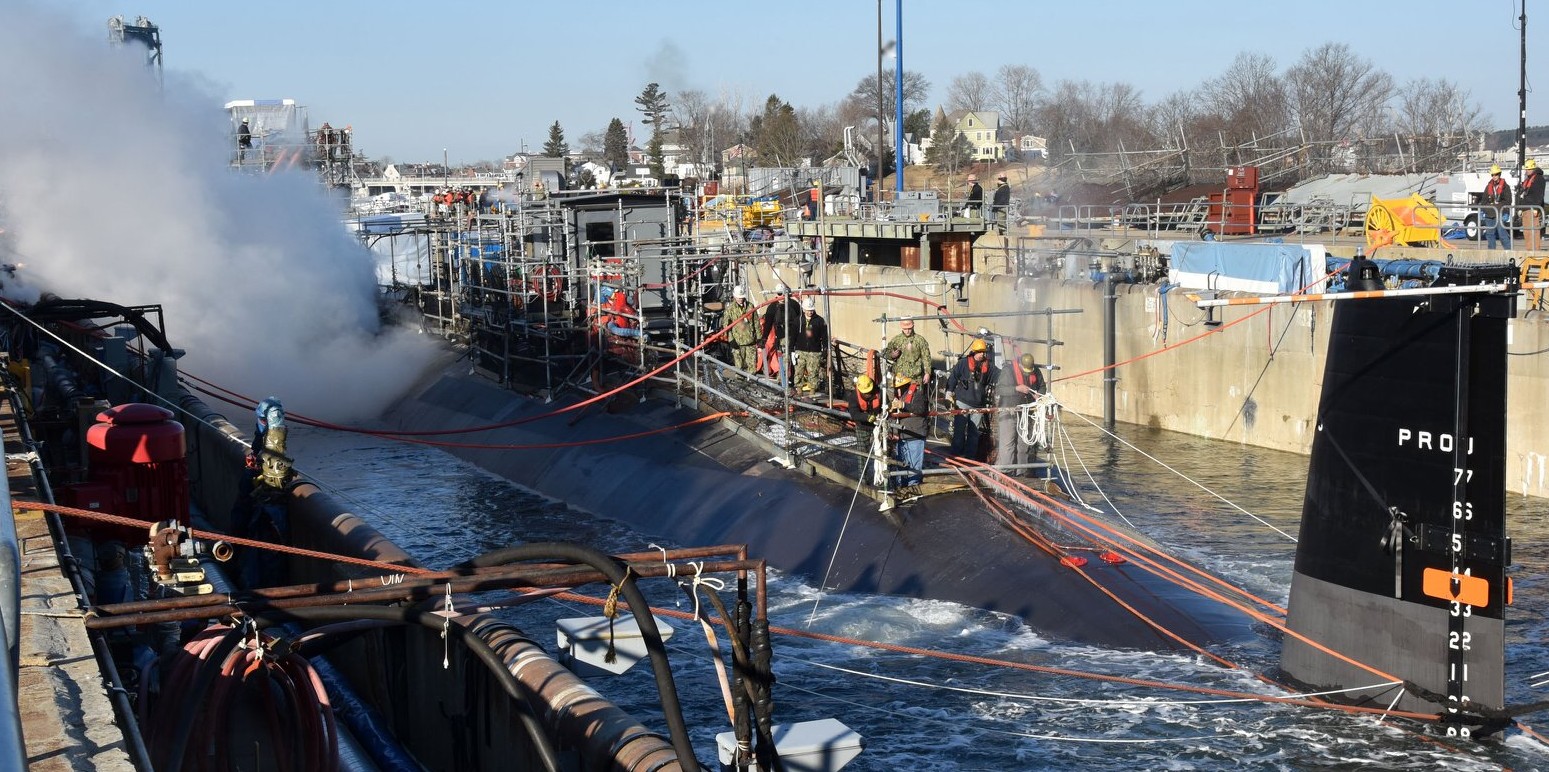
[673,88,715,169]
[576,129,604,158]
[1145,88,1208,150]
[992,64,1044,133]
[1033,79,1149,161]
[1285,42,1393,167]
[671,88,752,175]
[840,70,932,127]
[947,71,993,113]
[798,103,843,164]
[1201,52,1290,152]
[1393,77,1490,169]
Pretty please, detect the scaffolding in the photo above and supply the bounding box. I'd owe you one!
[371,185,1077,505]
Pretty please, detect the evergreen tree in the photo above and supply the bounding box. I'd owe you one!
[924,114,972,171]
[647,134,665,179]
[634,83,670,131]
[635,83,672,176]
[751,94,801,165]
[542,121,568,158]
[603,117,629,169]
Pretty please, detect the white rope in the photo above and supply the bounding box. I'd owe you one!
[1040,415,1102,511]
[795,659,1404,708]
[1061,402,1298,542]
[1015,393,1056,448]
[868,420,888,488]
[773,680,1220,745]
[1055,418,1139,529]
[809,469,869,627]
[1375,685,1406,725]
[648,543,675,579]
[440,582,454,669]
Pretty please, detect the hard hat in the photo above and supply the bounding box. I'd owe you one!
[775,281,789,294]
[893,373,912,387]
[732,285,746,299]
[1019,353,1037,370]
[241,117,249,123]
[969,339,988,353]
[855,374,875,391]
[967,174,978,182]
[997,174,1007,181]
[900,319,915,330]
[1492,164,1502,175]
[1528,159,1539,170]
[802,297,816,311]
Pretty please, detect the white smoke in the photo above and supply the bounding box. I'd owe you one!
[0,5,441,424]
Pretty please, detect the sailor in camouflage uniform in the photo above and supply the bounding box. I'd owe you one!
[721,285,760,371]
[884,319,933,386]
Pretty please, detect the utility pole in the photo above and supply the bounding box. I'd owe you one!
[895,0,904,193]
[876,0,885,205]
[1520,0,1529,168]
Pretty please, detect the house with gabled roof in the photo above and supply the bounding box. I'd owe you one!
[942,109,1004,162]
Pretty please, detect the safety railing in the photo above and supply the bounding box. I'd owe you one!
[1454,204,1546,249]
[0,442,21,769]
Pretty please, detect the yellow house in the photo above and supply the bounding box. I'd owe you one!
[946,109,1004,162]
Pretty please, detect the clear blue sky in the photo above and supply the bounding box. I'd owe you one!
[33,0,1538,163]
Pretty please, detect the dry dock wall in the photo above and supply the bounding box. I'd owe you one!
[753,259,1549,500]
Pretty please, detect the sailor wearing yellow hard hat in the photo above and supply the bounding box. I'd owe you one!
[1520,158,1545,250]
[1483,163,1513,250]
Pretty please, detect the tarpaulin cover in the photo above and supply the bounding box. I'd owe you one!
[1168,242,1316,294]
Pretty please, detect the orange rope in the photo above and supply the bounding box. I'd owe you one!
[1056,268,1342,384]
[29,500,1441,725]
[570,590,1436,721]
[932,452,1408,688]
[955,467,1239,669]
[18,501,434,576]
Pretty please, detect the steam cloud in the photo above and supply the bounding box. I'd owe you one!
[0,5,441,425]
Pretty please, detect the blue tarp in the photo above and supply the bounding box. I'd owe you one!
[1169,242,1314,294]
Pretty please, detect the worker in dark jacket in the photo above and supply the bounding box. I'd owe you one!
[791,296,828,394]
[891,373,928,496]
[962,174,983,218]
[760,283,802,381]
[990,174,1012,233]
[994,353,1046,477]
[237,117,252,162]
[1520,159,1544,251]
[1482,164,1512,250]
[945,338,995,458]
[849,374,884,483]
[849,374,883,446]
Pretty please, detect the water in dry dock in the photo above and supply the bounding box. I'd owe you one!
[288,420,1549,771]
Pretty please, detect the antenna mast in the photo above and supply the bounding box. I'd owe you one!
[1520,1,1529,168]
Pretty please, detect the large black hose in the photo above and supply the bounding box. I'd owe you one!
[692,586,783,772]
[456,542,701,770]
[160,625,246,772]
[248,603,563,772]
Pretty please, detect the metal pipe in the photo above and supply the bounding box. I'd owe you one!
[894,0,905,192]
[1103,273,1117,428]
[87,558,767,629]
